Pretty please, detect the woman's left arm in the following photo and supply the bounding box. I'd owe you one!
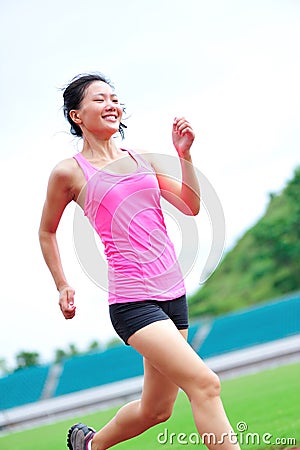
[147,117,200,216]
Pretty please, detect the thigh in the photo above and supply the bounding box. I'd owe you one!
[128,320,212,395]
[140,328,188,415]
[140,356,179,416]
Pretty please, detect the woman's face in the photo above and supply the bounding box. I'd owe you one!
[71,80,123,138]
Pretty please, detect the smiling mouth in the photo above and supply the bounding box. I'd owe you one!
[102,115,118,122]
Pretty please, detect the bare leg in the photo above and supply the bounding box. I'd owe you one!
[127,320,240,450]
[92,321,240,450]
[91,329,187,449]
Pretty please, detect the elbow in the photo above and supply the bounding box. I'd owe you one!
[38,227,46,242]
[189,204,200,216]
[180,198,200,216]
[38,227,43,242]
[181,191,200,216]
[192,204,200,216]
[38,229,47,249]
[187,198,200,216]
[38,228,55,246]
[182,204,200,216]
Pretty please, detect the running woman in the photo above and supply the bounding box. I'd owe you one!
[39,73,240,450]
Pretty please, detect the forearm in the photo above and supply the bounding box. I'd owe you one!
[179,152,200,216]
[39,230,69,291]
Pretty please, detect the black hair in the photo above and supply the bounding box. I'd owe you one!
[62,72,127,139]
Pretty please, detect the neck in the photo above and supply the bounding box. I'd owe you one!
[81,134,120,161]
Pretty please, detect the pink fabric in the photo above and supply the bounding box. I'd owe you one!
[73,149,185,304]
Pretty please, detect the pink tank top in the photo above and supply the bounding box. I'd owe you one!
[73,149,186,305]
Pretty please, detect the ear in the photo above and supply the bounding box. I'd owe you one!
[69,110,82,125]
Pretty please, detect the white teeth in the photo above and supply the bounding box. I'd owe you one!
[103,115,117,121]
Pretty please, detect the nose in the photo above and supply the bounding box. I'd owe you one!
[105,100,117,110]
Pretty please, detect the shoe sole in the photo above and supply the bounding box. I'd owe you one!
[67,423,96,450]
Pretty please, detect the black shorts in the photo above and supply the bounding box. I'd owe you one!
[109,295,189,345]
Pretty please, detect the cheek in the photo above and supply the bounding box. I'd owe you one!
[117,105,124,118]
[83,105,103,121]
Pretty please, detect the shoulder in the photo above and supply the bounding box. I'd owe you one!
[51,157,78,176]
[48,157,79,188]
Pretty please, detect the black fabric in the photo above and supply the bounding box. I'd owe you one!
[109,295,189,345]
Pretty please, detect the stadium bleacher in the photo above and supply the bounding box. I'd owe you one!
[54,345,143,397]
[187,322,200,344]
[0,292,299,413]
[197,292,300,358]
[0,365,50,411]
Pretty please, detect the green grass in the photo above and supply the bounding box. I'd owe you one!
[1,363,299,450]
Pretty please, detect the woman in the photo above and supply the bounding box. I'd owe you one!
[39,73,240,450]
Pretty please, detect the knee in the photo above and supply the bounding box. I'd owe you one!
[142,404,173,426]
[150,409,172,425]
[205,370,221,397]
[188,369,221,400]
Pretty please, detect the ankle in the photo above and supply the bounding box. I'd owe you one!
[91,437,105,450]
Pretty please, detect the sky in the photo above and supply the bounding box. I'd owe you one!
[0,0,299,369]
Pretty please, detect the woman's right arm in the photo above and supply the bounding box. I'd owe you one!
[39,161,76,320]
